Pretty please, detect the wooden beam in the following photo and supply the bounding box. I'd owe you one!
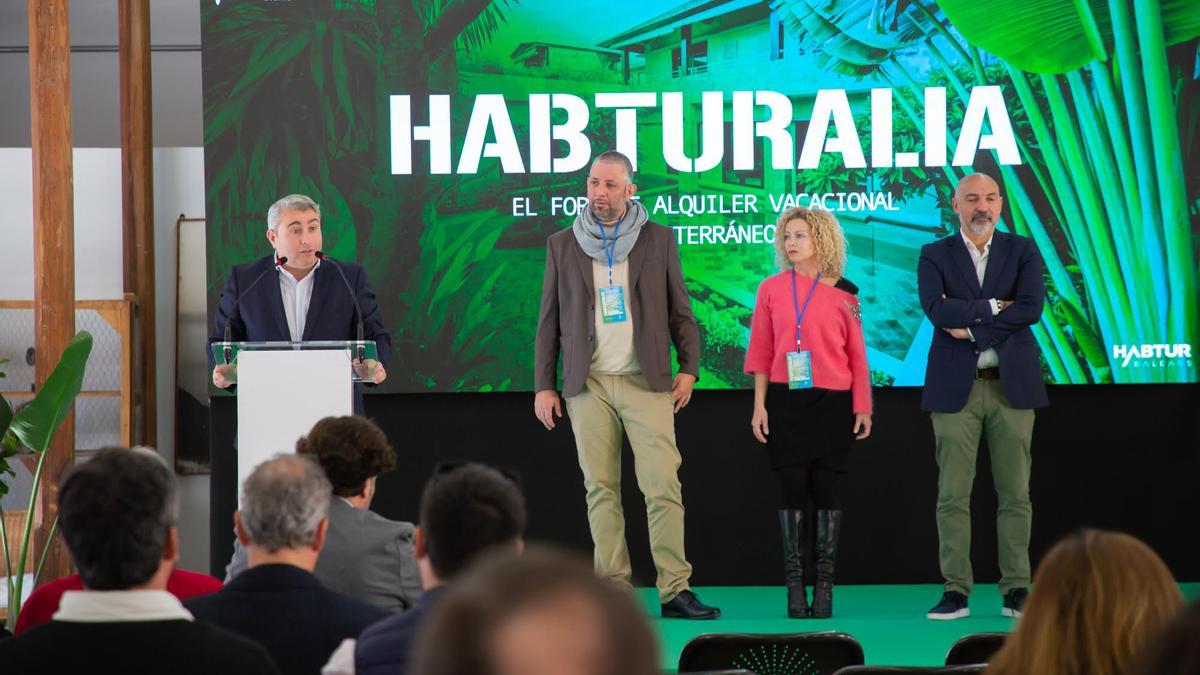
[118,294,134,448]
[119,0,156,447]
[28,0,76,584]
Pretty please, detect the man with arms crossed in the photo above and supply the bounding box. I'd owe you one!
[918,173,1047,621]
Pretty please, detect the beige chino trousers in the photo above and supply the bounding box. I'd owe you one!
[565,372,692,602]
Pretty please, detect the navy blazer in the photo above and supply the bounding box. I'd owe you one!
[208,255,392,410]
[185,563,389,675]
[917,230,1048,413]
[354,586,446,675]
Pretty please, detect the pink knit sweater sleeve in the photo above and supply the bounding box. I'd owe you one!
[744,278,776,374]
[842,292,873,414]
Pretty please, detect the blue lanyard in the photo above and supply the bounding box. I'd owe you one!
[598,215,621,287]
[790,269,822,350]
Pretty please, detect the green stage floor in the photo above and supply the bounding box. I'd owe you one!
[637,583,1200,673]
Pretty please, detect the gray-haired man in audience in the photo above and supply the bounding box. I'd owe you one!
[186,454,387,675]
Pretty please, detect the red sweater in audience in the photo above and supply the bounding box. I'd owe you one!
[14,568,223,635]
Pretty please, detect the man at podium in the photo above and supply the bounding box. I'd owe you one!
[208,194,392,412]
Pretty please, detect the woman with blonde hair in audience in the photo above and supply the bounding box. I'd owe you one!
[1128,597,1200,675]
[985,529,1182,675]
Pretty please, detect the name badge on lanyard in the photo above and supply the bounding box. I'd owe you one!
[788,269,822,389]
[598,218,627,324]
[599,286,627,323]
[787,351,813,389]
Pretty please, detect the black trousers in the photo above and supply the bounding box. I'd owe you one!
[776,458,844,511]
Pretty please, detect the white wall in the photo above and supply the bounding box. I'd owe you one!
[0,146,212,573]
[0,148,125,299]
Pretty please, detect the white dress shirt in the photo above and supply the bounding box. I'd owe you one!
[54,589,193,623]
[279,259,321,341]
[961,231,1001,368]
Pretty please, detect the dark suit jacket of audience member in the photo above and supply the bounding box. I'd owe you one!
[0,618,279,674]
[354,586,447,675]
[186,563,388,675]
[227,498,422,611]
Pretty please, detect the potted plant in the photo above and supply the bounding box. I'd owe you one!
[0,330,93,631]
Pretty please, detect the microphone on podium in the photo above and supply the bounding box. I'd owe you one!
[220,255,287,364]
[314,251,367,363]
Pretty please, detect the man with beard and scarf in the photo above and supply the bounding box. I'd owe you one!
[917,173,1047,621]
[533,150,719,620]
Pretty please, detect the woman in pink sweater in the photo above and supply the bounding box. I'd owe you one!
[744,206,872,619]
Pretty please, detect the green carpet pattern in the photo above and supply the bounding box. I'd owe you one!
[637,583,1200,673]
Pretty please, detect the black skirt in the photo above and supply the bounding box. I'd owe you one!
[764,384,854,470]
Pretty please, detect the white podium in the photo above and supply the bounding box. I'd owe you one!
[211,340,378,494]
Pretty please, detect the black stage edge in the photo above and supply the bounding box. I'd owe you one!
[210,384,1200,586]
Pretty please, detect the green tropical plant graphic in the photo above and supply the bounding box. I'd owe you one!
[203,0,516,390]
[773,0,1199,383]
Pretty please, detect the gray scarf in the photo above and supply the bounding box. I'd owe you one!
[572,199,648,264]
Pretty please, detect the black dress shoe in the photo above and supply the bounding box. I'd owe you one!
[661,589,721,619]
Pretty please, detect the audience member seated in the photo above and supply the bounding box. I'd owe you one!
[0,447,278,674]
[984,529,1181,675]
[323,461,527,675]
[16,567,222,635]
[408,545,660,675]
[187,454,388,675]
[1129,597,1200,675]
[227,416,421,611]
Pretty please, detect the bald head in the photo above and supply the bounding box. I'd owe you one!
[955,173,1000,199]
[952,173,1003,238]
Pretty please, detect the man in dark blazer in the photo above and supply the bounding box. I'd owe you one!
[224,416,421,611]
[186,454,388,675]
[533,150,718,620]
[917,173,1047,621]
[207,193,392,407]
[323,462,527,675]
[206,194,392,586]
[0,448,278,675]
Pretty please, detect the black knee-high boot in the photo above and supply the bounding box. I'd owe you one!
[811,510,843,618]
[779,510,810,618]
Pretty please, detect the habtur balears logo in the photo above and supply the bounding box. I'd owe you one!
[390,86,1020,175]
[1112,343,1194,368]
